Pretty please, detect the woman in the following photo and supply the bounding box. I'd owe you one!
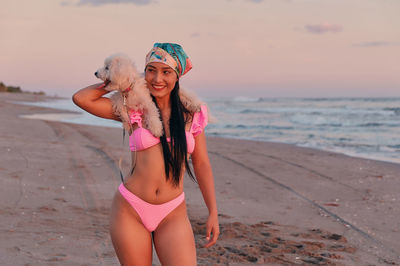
[72,43,219,265]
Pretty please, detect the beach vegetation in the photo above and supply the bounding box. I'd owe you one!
[0,81,45,95]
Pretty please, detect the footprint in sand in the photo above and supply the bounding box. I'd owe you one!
[194,220,359,265]
[38,206,58,213]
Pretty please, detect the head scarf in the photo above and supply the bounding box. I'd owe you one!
[145,43,192,77]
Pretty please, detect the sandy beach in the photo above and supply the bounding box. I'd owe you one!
[0,92,399,265]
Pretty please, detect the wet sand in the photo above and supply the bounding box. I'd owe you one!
[0,92,399,265]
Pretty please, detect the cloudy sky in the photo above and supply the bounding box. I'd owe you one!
[1,0,399,97]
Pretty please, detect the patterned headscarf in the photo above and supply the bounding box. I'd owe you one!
[145,43,192,77]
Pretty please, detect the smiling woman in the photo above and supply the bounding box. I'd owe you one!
[145,63,177,98]
[72,42,219,265]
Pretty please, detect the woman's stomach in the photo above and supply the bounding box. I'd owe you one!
[122,145,185,204]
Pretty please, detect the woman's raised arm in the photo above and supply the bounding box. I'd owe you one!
[72,83,121,121]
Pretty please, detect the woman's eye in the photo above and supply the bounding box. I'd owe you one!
[105,66,109,70]
[164,71,171,75]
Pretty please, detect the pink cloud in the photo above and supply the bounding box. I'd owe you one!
[305,24,343,34]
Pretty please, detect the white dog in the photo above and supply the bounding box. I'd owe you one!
[95,54,163,137]
[95,54,214,137]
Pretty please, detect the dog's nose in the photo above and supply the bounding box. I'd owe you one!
[94,72,98,77]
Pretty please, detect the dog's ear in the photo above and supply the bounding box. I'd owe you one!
[109,56,136,91]
[109,58,124,90]
[127,64,137,87]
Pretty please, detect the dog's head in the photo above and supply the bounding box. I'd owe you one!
[95,54,139,92]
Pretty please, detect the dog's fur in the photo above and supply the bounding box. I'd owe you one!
[95,54,163,136]
[95,54,215,136]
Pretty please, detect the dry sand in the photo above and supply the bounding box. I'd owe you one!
[0,92,399,265]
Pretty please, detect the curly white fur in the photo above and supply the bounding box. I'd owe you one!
[95,54,163,137]
[179,87,217,123]
[95,54,216,136]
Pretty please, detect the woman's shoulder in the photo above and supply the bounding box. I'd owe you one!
[190,104,208,136]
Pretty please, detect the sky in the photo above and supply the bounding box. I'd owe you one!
[1,0,399,98]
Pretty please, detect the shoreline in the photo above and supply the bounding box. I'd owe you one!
[1,92,400,265]
[6,92,400,167]
[211,134,400,167]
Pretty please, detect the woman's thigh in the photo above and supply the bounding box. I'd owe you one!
[153,202,197,266]
[109,191,153,265]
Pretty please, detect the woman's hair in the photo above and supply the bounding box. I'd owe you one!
[152,81,196,186]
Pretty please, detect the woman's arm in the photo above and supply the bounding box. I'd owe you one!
[191,131,220,248]
[72,83,121,121]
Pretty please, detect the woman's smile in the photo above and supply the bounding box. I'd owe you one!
[145,62,178,99]
[151,84,167,91]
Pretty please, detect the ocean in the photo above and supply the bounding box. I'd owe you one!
[13,96,400,164]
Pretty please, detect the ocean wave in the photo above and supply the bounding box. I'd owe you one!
[357,122,384,127]
[237,106,391,116]
[363,98,400,102]
[333,142,377,148]
[257,125,294,130]
[9,99,80,112]
[239,108,271,114]
[383,107,400,115]
[316,123,343,127]
[224,124,247,129]
[388,144,400,149]
[231,96,262,103]
[301,97,400,102]
[301,97,338,102]
[223,124,294,130]
[356,122,400,127]
[300,97,367,102]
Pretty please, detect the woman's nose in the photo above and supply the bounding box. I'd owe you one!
[153,72,162,82]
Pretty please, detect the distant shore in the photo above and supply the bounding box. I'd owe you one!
[0,92,399,265]
[0,81,47,95]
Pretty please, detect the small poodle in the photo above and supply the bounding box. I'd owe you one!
[95,53,163,136]
[95,53,213,137]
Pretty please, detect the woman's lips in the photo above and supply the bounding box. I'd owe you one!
[152,85,165,91]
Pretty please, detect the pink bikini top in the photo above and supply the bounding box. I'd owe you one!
[129,105,208,154]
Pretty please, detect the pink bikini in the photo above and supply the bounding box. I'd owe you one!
[119,105,208,232]
[119,184,186,232]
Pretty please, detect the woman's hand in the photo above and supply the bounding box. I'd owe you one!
[204,212,220,248]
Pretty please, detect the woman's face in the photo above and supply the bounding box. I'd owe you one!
[145,62,178,99]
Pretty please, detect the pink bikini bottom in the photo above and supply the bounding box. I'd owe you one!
[118,183,185,232]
